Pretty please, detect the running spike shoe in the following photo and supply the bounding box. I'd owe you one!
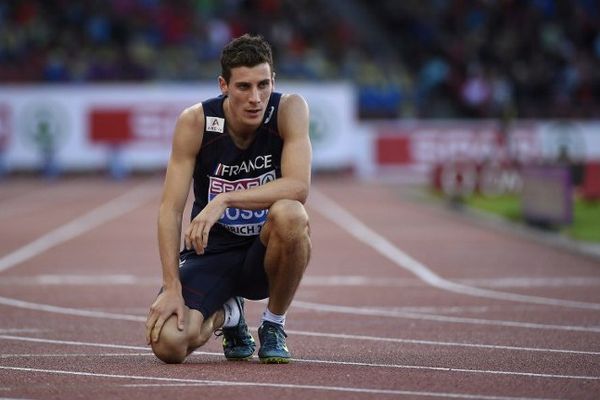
[258,320,290,364]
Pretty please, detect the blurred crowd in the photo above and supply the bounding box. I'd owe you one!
[1,0,600,119]
[365,0,600,119]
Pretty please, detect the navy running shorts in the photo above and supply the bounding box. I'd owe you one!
[176,236,269,319]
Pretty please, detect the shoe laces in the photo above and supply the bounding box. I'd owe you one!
[215,322,254,347]
[261,322,287,348]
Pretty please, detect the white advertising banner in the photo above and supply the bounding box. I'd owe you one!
[363,120,600,178]
[0,83,356,172]
[351,120,600,184]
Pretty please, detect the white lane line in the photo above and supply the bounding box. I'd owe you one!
[375,305,494,315]
[0,296,144,322]
[2,335,599,380]
[283,330,600,356]
[0,335,214,358]
[0,182,157,273]
[5,351,595,383]
[0,274,159,286]
[2,293,600,333]
[122,383,225,387]
[0,329,43,334]
[1,353,153,358]
[302,275,600,289]
[292,300,600,333]
[120,383,562,400]
[0,365,566,399]
[4,331,600,358]
[0,335,148,351]
[459,276,600,289]
[4,274,600,289]
[294,358,600,381]
[308,189,600,311]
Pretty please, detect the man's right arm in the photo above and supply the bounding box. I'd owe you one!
[145,104,204,344]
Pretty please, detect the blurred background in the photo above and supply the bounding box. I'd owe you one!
[3,0,600,119]
[0,0,599,238]
[0,0,600,118]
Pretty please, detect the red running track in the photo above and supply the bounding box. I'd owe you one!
[0,175,599,400]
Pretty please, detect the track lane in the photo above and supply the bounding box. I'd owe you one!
[1,176,599,399]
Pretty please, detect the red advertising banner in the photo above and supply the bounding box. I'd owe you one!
[89,109,132,144]
[88,105,183,145]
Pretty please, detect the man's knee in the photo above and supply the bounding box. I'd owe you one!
[267,199,310,237]
[151,316,188,364]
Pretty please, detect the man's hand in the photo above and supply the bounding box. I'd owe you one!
[184,194,228,254]
[145,286,186,344]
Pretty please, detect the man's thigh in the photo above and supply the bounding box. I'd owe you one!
[178,248,246,319]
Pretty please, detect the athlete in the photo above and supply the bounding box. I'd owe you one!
[144,34,311,364]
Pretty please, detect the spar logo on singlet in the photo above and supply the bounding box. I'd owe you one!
[208,170,276,236]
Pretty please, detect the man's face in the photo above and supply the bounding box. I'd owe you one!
[219,62,274,128]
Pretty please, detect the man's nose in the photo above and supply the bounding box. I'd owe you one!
[249,87,261,103]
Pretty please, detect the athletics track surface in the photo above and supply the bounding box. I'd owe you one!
[0,176,599,399]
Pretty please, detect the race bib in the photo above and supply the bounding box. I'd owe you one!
[208,170,276,236]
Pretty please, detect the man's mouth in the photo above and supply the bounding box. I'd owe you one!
[246,109,262,117]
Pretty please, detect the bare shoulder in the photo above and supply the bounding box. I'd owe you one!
[280,93,309,114]
[177,102,205,131]
[171,102,205,155]
[278,93,309,139]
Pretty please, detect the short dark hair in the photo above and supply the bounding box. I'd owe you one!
[220,34,274,82]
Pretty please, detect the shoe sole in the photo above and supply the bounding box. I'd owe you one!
[259,356,290,364]
[224,349,255,361]
[225,356,253,361]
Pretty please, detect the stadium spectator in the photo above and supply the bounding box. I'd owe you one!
[1,0,599,119]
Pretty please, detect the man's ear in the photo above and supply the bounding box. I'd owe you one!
[218,76,228,95]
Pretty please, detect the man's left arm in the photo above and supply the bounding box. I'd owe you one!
[218,93,311,210]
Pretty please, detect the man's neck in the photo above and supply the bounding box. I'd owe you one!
[224,99,259,149]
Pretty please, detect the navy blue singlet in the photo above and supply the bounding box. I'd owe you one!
[191,92,283,253]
